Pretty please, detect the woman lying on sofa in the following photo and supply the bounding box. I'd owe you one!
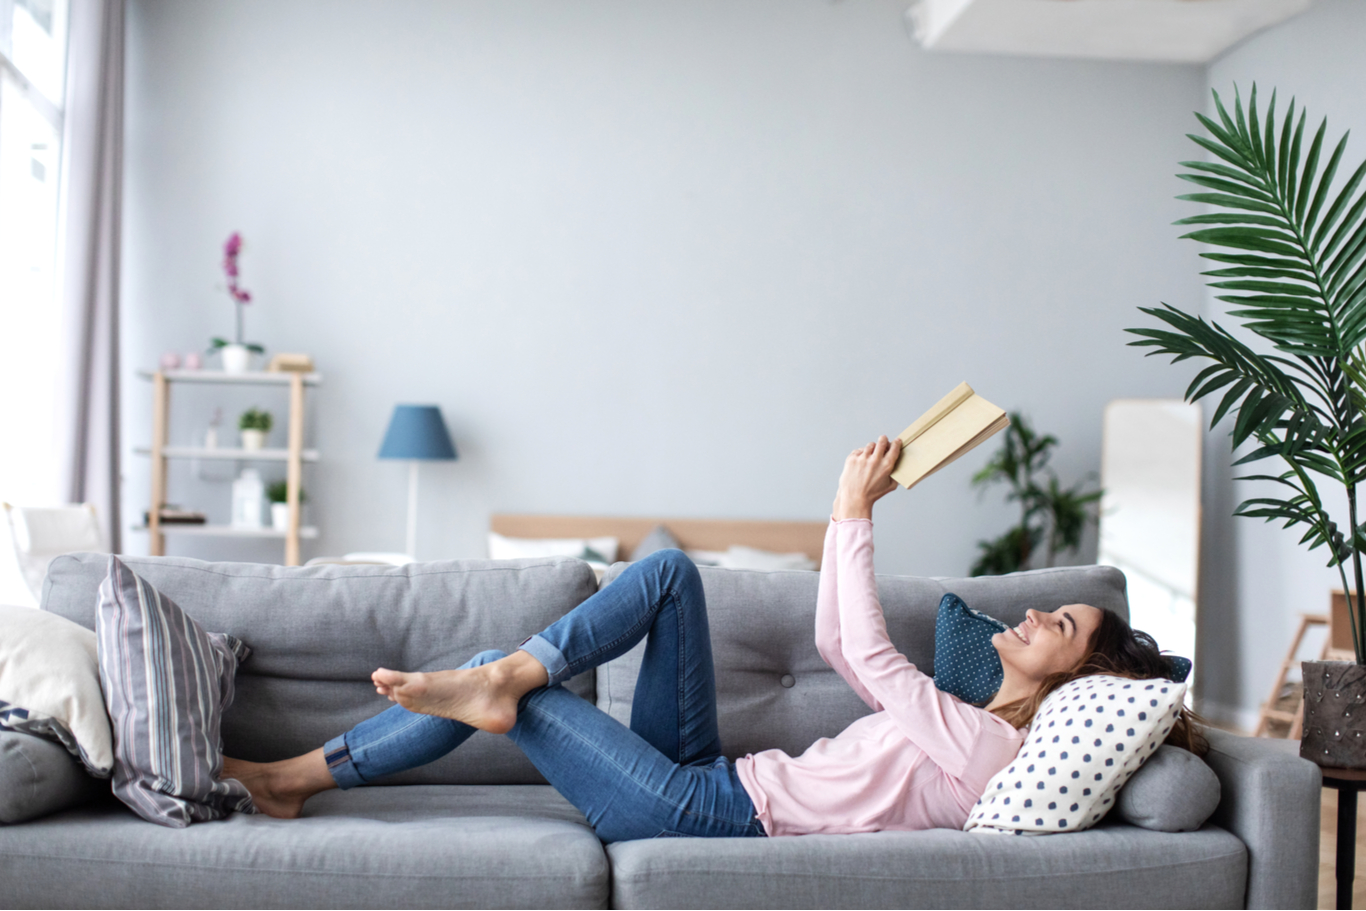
[224,435,1200,840]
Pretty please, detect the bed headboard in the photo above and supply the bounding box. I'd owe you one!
[488,514,828,566]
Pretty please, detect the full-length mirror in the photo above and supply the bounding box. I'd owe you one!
[1098,399,1202,686]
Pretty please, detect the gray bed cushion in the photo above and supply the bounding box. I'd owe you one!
[0,731,107,824]
[630,525,682,562]
[1115,744,1221,832]
[44,554,599,786]
[0,784,608,909]
[605,822,1245,909]
[597,563,1128,762]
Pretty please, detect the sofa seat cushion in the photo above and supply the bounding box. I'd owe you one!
[0,785,609,909]
[605,822,1245,909]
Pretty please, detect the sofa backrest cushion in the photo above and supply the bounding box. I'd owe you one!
[596,563,1129,762]
[43,553,598,785]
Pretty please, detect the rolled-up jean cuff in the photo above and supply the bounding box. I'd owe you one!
[323,733,366,790]
[519,634,570,685]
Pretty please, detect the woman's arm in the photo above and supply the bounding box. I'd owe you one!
[815,519,882,710]
[815,436,900,709]
[833,518,995,778]
[829,437,999,778]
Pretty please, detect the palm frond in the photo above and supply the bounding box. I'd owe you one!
[1129,84,1366,662]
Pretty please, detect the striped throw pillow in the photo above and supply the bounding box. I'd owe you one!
[97,556,257,827]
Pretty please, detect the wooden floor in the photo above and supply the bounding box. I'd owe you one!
[1320,787,1366,909]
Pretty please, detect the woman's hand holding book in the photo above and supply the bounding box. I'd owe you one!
[833,436,902,521]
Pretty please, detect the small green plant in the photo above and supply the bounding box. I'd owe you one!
[238,408,273,432]
[266,481,304,504]
[970,413,1103,576]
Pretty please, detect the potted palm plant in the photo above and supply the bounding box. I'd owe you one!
[1128,86,1366,766]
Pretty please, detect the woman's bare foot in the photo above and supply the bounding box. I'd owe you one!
[221,749,333,819]
[372,652,549,734]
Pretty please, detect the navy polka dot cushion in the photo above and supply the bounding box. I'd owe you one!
[932,593,1007,705]
[964,675,1188,836]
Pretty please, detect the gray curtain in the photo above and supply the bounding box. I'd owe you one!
[59,0,124,552]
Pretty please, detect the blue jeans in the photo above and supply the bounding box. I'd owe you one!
[322,550,766,843]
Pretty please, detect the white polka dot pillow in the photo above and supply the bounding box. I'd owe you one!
[964,674,1187,835]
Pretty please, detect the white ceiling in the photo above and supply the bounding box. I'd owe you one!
[906,0,1315,64]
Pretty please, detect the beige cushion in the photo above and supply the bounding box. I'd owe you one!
[0,603,112,776]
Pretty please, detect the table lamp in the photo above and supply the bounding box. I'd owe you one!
[378,404,458,559]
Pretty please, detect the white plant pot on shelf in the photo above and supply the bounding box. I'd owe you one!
[240,429,266,450]
[221,343,251,373]
[271,502,290,531]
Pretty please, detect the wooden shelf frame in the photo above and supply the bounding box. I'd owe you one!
[140,370,319,565]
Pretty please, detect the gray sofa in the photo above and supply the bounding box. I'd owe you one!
[1,552,1320,909]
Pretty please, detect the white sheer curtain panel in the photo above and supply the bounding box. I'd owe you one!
[57,0,123,551]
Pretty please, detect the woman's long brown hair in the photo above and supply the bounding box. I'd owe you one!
[988,609,1207,756]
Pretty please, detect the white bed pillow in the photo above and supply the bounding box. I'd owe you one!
[487,532,619,567]
[964,674,1186,836]
[0,602,113,777]
[687,546,816,572]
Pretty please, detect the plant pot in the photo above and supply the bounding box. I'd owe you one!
[221,343,251,374]
[1300,660,1366,768]
[240,429,266,451]
[271,502,290,532]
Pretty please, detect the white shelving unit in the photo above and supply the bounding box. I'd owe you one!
[132,446,321,462]
[130,524,320,540]
[135,369,322,565]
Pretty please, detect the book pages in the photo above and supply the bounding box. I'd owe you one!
[891,382,1009,490]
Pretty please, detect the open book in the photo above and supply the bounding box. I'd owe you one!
[890,382,1009,490]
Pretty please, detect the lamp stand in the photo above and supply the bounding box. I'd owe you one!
[406,461,420,559]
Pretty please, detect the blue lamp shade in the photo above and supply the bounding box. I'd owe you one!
[378,405,458,461]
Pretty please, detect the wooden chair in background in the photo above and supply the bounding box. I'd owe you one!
[1257,594,1358,738]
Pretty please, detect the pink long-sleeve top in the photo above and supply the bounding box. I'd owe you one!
[734,518,1026,836]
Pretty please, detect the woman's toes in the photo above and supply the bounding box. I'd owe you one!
[372,667,409,689]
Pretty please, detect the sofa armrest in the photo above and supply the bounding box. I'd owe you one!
[1203,728,1321,909]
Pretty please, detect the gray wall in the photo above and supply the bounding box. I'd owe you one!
[1197,0,1366,728]
[122,0,1205,582]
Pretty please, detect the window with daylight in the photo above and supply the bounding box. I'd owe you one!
[0,0,69,508]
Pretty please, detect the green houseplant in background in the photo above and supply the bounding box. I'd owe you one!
[238,407,273,451]
[1128,86,1366,767]
[969,413,1102,576]
[266,480,304,532]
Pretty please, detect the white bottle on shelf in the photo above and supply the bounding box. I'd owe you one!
[205,407,222,449]
[231,469,264,529]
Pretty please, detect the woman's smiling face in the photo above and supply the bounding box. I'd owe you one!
[992,604,1104,685]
